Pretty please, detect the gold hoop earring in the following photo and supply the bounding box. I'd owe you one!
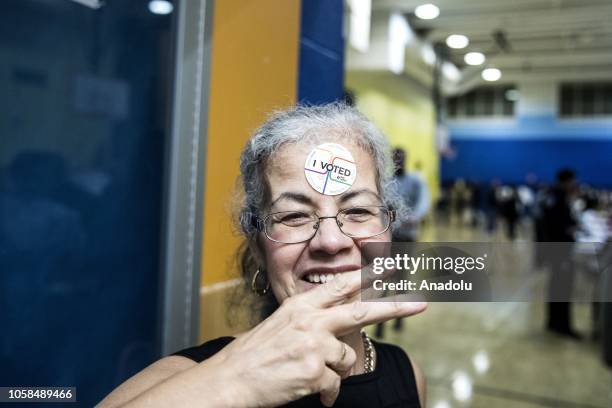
[251,269,270,296]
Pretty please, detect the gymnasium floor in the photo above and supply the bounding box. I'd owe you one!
[371,220,612,408]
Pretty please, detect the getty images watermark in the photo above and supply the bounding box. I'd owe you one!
[360,242,612,302]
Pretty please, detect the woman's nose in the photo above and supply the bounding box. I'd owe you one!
[308,217,353,255]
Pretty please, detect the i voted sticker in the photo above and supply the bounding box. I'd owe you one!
[304,143,357,195]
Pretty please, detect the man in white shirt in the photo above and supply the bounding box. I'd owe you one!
[391,148,430,242]
[376,148,430,337]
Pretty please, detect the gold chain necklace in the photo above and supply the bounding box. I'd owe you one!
[361,330,375,373]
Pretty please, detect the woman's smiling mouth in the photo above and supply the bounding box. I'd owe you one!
[300,265,361,284]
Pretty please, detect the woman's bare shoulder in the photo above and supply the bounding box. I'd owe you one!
[97,356,197,407]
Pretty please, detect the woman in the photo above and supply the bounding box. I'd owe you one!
[99,103,427,407]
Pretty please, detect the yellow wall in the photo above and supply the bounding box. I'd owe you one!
[199,0,301,340]
[346,71,439,201]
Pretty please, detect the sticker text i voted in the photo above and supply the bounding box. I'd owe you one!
[304,143,357,195]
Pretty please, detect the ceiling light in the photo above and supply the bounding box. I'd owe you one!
[148,0,173,15]
[464,52,486,66]
[415,4,440,20]
[482,68,501,81]
[446,34,469,49]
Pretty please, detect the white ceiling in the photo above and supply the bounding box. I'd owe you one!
[372,0,612,85]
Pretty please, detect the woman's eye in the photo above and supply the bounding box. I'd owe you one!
[344,207,376,219]
[275,212,311,225]
[347,207,374,214]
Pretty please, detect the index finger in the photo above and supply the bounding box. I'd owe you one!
[323,299,427,336]
[299,265,386,308]
[299,270,363,308]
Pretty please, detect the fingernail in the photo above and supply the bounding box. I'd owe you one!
[332,273,348,290]
[411,302,428,309]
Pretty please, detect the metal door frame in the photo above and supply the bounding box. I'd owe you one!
[159,0,213,355]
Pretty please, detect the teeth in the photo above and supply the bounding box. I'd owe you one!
[305,273,339,283]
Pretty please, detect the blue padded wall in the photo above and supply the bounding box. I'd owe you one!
[442,139,612,188]
[443,115,612,187]
[297,0,344,104]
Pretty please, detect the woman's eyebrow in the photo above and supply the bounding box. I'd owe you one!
[270,192,315,207]
[339,189,381,203]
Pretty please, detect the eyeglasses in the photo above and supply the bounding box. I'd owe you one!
[244,206,395,244]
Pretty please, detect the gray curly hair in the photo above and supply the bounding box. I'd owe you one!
[239,102,407,227]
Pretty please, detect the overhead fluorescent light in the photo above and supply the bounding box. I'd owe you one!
[464,52,486,66]
[482,68,502,81]
[415,4,440,20]
[446,34,469,49]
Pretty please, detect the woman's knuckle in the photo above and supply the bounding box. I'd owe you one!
[351,302,369,322]
[292,317,311,332]
[302,356,324,380]
[286,343,302,360]
[302,336,319,352]
[329,274,350,296]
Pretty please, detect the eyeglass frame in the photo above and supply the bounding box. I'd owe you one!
[241,206,396,244]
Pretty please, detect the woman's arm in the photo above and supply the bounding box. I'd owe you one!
[97,355,242,407]
[410,359,427,408]
[96,356,195,407]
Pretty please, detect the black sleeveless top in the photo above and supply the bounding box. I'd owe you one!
[172,337,421,408]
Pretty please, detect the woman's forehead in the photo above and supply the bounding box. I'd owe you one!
[265,140,378,205]
[267,139,373,177]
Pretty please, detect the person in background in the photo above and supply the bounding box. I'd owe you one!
[518,173,538,222]
[389,148,430,242]
[469,180,482,228]
[542,168,580,339]
[375,147,430,338]
[451,179,470,226]
[576,192,611,339]
[533,182,551,268]
[434,182,452,225]
[577,193,610,246]
[484,179,501,234]
[499,186,520,241]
